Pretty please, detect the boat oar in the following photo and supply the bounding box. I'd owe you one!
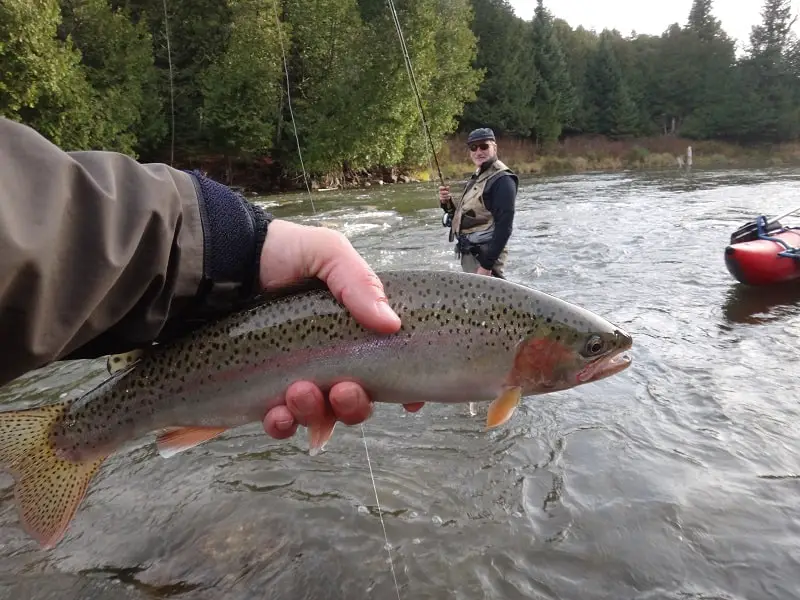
[766,204,800,227]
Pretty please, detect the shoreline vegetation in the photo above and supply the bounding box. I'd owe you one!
[185,134,800,195]
[4,0,800,196]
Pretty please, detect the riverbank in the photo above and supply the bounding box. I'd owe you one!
[426,134,800,181]
[181,134,800,195]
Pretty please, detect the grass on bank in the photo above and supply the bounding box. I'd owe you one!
[184,133,800,193]
[409,134,800,182]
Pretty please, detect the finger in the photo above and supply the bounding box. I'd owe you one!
[285,380,326,427]
[402,402,425,413]
[263,405,299,439]
[329,381,374,426]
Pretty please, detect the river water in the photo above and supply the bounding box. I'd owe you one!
[1,167,799,600]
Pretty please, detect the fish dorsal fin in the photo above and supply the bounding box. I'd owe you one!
[106,349,145,374]
[259,278,331,302]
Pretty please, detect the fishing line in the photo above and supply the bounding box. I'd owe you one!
[385,0,437,190]
[385,0,445,188]
[361,424,402,599]
[168,3,413,594]
[162,0,175,166]
[271,5,400,596]
[272,0,315,213]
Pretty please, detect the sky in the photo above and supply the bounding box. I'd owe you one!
[507,0,800,54]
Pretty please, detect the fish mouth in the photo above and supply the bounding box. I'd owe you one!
[578,350,632,383]
[614,328,633,351]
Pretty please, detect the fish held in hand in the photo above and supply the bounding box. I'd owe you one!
[0,270,631,548]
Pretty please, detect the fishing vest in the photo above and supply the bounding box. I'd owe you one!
[449,158,517,243]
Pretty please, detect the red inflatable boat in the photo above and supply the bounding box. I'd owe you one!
[724,215,800,286]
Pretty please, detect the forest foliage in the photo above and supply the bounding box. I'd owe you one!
[2,0,799,182]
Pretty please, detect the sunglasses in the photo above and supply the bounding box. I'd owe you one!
[469,143,490,152]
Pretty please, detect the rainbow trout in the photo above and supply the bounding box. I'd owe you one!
[0,270,631,548]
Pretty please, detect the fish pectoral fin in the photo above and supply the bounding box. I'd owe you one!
[0,402,108,549]
[106,349,145,374]
[156,426,229,458]
[486,387,522,429]
[308,413,337,457]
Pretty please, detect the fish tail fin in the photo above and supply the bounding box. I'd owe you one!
[0,403,107,548]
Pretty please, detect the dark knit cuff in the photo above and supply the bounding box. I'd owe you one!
[187,170,272,297]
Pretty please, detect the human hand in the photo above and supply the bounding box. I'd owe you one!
[476,266,492,276]
[258,219,425,442]
[438,185,451,206]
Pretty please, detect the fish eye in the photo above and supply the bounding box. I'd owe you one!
[584,335,605,356]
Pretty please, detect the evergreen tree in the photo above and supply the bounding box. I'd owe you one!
[553,20,597,133]
[687,0,723,42]
[461,0,538,136]
[584,31,639,137]
[529,0,576,144]
[126,0,235,154]
[59,0,164,155]
[8,0,800,179]
[740,0,800,141]
[0,0,98,149]
[748,0,796,59]
[199,0,283,180]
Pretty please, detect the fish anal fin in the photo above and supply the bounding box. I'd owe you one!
[0,403,109,549]
[486,387,522,429]
[156,426,229,458]
[106,349,145,374]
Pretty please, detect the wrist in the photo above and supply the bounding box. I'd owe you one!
[258,218,299,290]
[245,203,273,297]
[189,170,273,298]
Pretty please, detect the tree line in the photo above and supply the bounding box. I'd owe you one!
[1,0,798,182]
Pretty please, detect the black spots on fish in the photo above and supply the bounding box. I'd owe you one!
[393,301,409,316]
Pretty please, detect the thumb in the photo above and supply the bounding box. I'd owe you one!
[260,221,401,334]
[314,231,401,334]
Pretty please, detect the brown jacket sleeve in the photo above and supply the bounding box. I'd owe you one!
[0,118,270,386]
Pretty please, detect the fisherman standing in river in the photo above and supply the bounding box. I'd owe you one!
[439,127,519,417]
[439,127,518,279]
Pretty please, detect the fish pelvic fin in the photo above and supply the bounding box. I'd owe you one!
[486,387,522,429]
[156,426,229,458]
[308,410,337,457]
[0,403,108,549]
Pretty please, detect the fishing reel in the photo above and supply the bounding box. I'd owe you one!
[441,210,453,228]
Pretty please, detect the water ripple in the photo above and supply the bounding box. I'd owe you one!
[2,168,799,599]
